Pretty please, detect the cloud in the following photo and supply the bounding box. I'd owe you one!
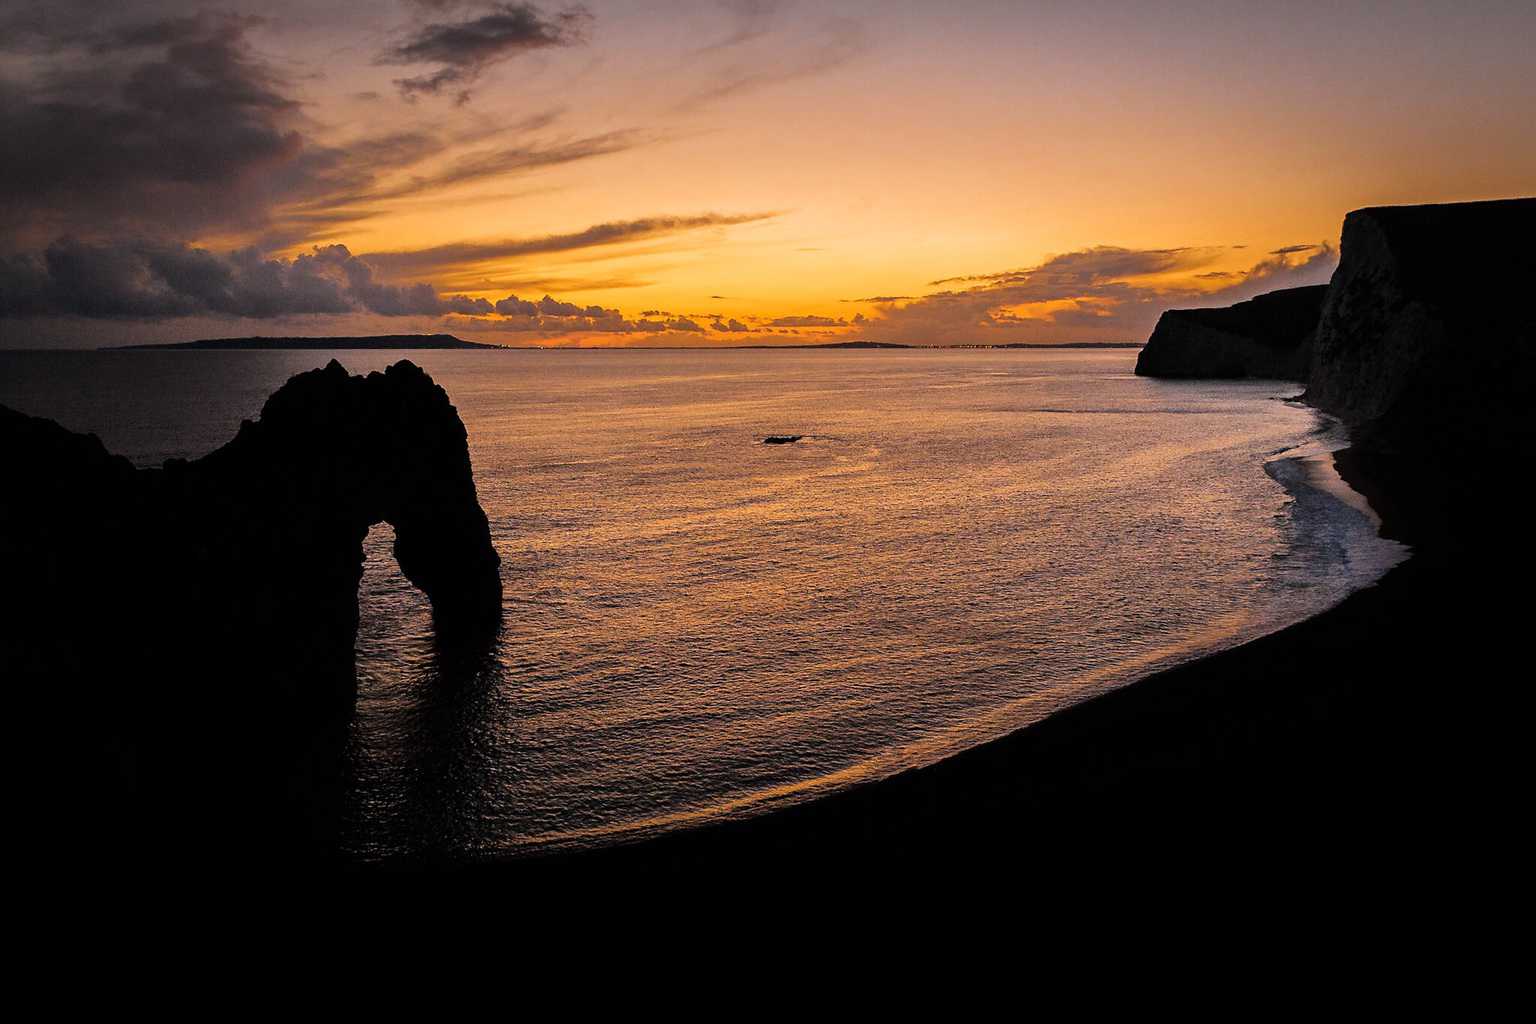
[856,243,1337,345]
[712,318,750,332]
[361,212,778,276]
[675,15,867,112]
[475,295,723,336]
[695,1,786,54]
[765,314,846,327]
[0,9,635,250]
[335,131,643,206]
[0,11,305,243]
[0,239,494,319]
[0,236,764,346]
[380,2,592,104]
[926,247,1211,288]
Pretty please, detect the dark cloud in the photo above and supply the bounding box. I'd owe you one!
[711,318,750,332]
[0,9,632,249]
[380,2,592,104]
[486,292,631,331]
[536,294,613,317]
[0,239,491,320]
[845,294,913,303]
[766,314,845,327]
[0,11,304,243]
[0,236,749,336]
[362,212,778,275]
[481,294,719,336]
[494,295,539,316]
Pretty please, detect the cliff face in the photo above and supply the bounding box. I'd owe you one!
[1134,284,1327,380]
[1305,198,1536,457]
[0,359,502,860]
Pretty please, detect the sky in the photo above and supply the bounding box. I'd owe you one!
[1,0,1533,348]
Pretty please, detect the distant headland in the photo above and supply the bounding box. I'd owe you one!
[111,334,501,351]
[103,335,1144,353]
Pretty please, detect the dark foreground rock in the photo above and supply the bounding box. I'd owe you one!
[1134,284,1327,379]
[0,360,501,867]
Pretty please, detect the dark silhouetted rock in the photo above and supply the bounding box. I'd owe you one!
[1135,284,1328,379]
[1305,198,1536,456]
[0,360,501,865]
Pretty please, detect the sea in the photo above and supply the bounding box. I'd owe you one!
[0,347,1406,860]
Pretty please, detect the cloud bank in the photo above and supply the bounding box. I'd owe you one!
[855,243,1338,345]
[0,239,492,319]
[0,7,633,249]
[0,238,745,339]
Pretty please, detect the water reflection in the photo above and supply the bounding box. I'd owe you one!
[341,527,508,862]
[1,348,1403,861]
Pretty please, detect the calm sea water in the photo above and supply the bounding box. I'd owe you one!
[0,347,1404,859]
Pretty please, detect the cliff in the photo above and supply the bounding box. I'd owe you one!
[1134,284,1327,379]
[1305,198,1536,457]
[0,360,501,862]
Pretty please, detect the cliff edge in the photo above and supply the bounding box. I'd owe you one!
[1134,284,1327,380]
[1305,198,1536,458]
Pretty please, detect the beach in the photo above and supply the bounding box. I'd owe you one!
[485,436,1517,880]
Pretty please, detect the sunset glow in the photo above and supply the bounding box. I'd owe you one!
[3,1,1534,347]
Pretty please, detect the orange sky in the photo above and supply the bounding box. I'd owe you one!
[3,1,1534,347]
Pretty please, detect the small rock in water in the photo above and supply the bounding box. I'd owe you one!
[763,434,804,445]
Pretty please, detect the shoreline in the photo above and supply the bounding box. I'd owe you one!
[479,421,1401,862]
[374,415,1484,878]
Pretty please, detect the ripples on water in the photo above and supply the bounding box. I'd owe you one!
[0,348,1405,860]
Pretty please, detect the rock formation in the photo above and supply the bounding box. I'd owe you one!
[1137,200,1535,447]
[1134,284,1327,379]
[0,360,501,862]
[1304,198,1535,456]
[1135,197,1534,537]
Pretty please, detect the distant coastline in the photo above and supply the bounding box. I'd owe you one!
[100,336,1142,352]
[110,334,503,351]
